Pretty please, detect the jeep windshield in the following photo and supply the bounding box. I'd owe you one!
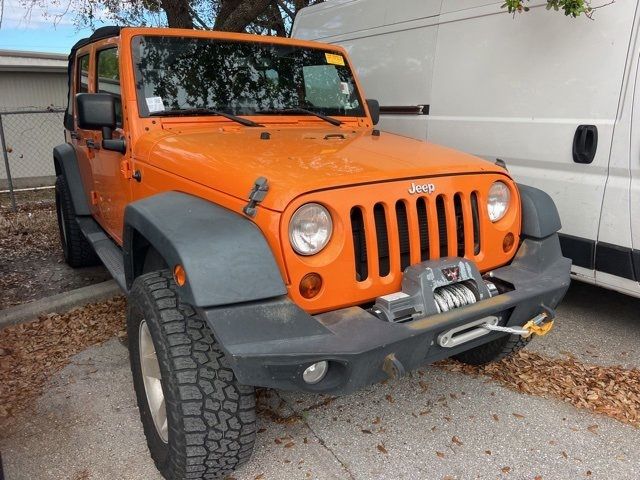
[131,35,366,119]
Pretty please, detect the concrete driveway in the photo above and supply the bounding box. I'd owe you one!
[1,282,639,480]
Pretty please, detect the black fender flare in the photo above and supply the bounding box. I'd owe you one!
[123,191,287,308]
[53,143,91,216]
[517,183,562,239]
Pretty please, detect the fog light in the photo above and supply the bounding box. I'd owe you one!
[299,273,322,299]
[503,232,515,252]
[303,361,328,384]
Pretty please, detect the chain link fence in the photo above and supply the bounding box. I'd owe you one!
[0,109,66,211]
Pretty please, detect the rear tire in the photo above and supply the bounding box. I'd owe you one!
[453,334,530,366]
[127,270,256,479]
[55,174,99,267]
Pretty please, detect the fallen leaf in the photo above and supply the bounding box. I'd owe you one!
[452,436,463,446]
[361,429,372,434]
[385,394,395,404]
[377,444,388,454]
[492,414,499,422]
[587,425,599,434]
[485,450,492,455]
[501,466,511,474]
[284,442,295,449]
[562,451,568,459]
[436,451,445,458]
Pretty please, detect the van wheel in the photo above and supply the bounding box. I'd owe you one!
[127,270,256,479]
[453,334,531,366]
[54,174,99,267]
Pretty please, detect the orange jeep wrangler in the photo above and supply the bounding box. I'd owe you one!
[54,26,571,479]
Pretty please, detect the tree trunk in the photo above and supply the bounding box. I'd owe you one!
[160,0,194,28]
[214,0,274,32]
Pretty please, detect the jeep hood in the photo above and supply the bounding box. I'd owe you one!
[138,127,505,212]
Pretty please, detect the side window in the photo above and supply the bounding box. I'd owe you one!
[77,54,90,94]
[96,47,122,126]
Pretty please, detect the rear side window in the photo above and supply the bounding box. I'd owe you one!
[96,48,122,125]
[77,54,90,94]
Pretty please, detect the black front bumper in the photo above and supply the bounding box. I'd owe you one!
[201,235,571,395]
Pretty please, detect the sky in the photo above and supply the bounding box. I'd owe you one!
[0,0,103,53]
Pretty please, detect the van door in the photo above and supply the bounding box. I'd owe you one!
[92,43,129,243]
[630,50,640,293]
[426,1,638,280]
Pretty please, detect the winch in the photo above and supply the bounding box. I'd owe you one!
[370,258,496,323]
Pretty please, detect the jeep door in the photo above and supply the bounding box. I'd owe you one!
[71,50,101,219]
[91,43,130,243]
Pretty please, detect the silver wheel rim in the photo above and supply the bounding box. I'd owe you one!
[139,320,168,443]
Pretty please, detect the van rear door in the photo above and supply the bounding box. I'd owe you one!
[426,1,637,281]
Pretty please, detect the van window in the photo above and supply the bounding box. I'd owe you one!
[96,47,122,125]
[77,54,90,94]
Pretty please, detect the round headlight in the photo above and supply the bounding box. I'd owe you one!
[289,203,333,255]
[487,181,511,222]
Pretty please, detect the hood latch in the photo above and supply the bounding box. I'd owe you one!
[243,177,269,217]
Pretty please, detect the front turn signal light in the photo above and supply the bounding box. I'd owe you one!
[503,232,515,253]
[300,273,322,299]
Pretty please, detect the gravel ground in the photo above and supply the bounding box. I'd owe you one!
[1,282,639,480]
[0,191,110,309]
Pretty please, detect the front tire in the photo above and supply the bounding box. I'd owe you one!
[453,333,531,366]
[127,270,256,479]
[55,174,99,267]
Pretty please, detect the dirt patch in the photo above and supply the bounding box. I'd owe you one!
[439,350,640,428]
[0,296,126,423]
[0,191,110,309]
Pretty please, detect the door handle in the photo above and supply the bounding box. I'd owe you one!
[70,131,80,140]
[86,138,99,150]
[573,125,598,164]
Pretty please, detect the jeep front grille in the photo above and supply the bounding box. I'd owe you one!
[350,193,482,282]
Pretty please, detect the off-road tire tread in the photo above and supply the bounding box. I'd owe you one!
[128,270,256,480]
[55,174,99,267]
[453,333,531,366]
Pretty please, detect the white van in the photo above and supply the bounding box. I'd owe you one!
[293,0,640,298]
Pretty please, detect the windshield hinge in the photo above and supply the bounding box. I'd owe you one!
[243,177,269,217]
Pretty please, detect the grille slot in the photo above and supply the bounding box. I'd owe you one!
[436,195,448,257]
[350,190,483,280]
[350,207,368,281]
[471,192,481,255]
[454,194,465,257]
[396,201,410,271]
[416,197,430,261]
[374,203,390,277]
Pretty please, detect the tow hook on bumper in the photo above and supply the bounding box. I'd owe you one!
[437,306,556,348]
[481,306,556,338]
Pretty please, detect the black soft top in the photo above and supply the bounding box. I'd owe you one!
[64,26,122,130]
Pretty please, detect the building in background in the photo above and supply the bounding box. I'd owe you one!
[0,50,68,189]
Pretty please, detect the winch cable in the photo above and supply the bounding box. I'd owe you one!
[481,312,555,338]
[434,283,556,338]
[434,283,477,313]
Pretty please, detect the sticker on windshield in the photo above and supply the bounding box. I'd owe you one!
[145,96,165,113]
[325,53,345,66]
[340,82,350,95]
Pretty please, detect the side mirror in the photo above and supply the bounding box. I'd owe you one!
[76,93,126,154]
[366,98,380,126]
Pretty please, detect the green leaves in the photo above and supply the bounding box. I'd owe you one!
[502,0,597,18]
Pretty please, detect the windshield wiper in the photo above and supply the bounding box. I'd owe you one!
[255,107,342,126]
[149,108,263,127]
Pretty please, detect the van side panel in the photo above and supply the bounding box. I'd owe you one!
[427,1,636,260]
